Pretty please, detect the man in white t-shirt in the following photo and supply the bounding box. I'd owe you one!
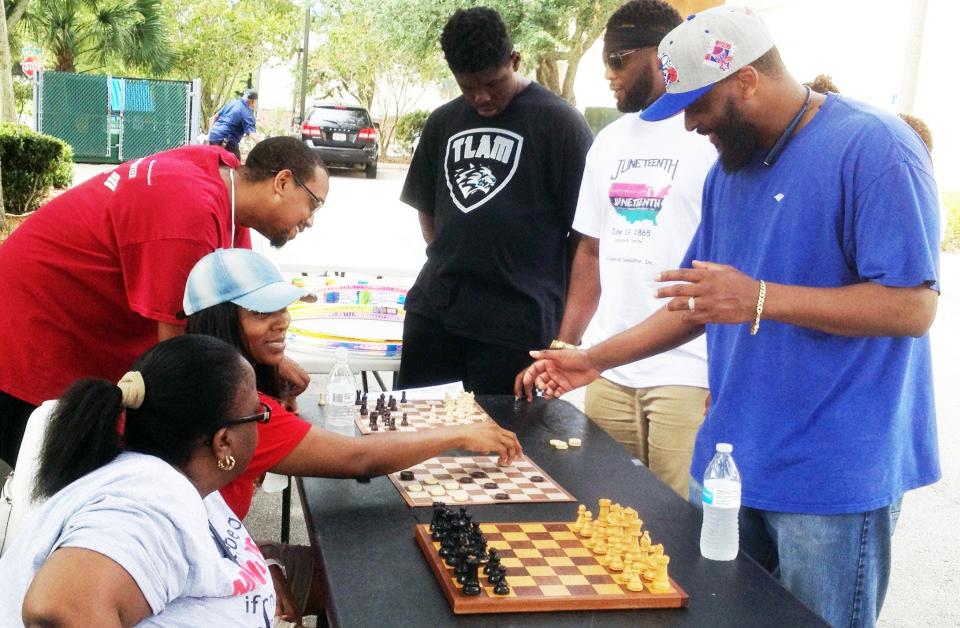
[517,0,716,496]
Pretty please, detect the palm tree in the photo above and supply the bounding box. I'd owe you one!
[23,0,171,75]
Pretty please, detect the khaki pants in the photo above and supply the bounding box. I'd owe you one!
[584,378,708,497]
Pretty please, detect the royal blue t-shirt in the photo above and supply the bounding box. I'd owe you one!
[684,94,940,514]
[208,98,256,146]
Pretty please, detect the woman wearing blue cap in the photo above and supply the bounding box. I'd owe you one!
[182,248,523,624]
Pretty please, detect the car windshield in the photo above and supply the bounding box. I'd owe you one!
[310,108,370,127]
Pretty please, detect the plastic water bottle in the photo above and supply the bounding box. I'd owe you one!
[324,347,356,433]
[700,442,741,561]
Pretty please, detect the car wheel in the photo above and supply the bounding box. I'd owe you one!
[365,162,378,179]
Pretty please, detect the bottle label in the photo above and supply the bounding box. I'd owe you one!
[703,479,740,508]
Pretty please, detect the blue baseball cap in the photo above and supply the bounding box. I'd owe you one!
[183,248,310,316]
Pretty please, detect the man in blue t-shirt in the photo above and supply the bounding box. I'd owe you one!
[520,7,939,627]
[208,89,262,161]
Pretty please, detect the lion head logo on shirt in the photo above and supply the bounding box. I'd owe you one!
[454,163,497,198]
[444,128,523,213]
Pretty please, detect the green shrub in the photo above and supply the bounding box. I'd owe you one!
[0,123,73,215]
[942,190,960,253]
[394,110,430,155]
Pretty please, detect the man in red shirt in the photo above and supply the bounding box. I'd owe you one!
[0,137,328,466]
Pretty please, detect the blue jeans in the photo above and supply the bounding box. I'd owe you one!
[689,478,901,628]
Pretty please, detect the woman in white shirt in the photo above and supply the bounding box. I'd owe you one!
[0,334,278,626]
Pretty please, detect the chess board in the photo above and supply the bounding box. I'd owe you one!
[354,399,492,435]
[414,522,688,614]
[389,456,575,507]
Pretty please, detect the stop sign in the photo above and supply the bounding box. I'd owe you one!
[21,56,42,78]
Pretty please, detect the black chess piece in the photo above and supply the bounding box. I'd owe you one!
[401,413,409,427]
[401,391,407,403]
[492,580,510,595]
[359,402,368,416]
[484,549,500,576]
[462,557,482,596]
[388,420,397,431]
[355,390,362,405]
[389,395,397,411]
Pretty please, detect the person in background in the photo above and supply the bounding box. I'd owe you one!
[184,248,523,624]
[397,6,593,393]
[209,88,263,161]
[515,0,716,498]
[522,7,940,626]
[0,335,276,625]
[0,137,327,470]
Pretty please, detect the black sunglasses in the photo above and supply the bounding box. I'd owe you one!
[273,169,324,213]
[207,401,271,442]
[605,47,649,71]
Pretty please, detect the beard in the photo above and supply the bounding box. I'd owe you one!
[618,71,657,114]
[712,97,763,173]
[269,232,289,248]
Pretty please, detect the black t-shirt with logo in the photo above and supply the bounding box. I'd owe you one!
[401,82,593,349]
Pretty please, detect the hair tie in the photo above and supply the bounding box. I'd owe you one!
[117,371,145,409]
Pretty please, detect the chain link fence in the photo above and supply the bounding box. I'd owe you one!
[35,71,200,163]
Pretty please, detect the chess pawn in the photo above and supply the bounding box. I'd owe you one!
[580,511,594,539]
[627,568,645,592]
[574,504,587,533]
[619,559,634,585]
[608,544,624,572]
[594,535,608,560]
[650,556,672,594]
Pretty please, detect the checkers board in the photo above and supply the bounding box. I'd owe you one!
[414,522,688,613]
[354,399,491,435]
[389,456,575,507]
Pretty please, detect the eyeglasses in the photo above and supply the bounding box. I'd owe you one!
[274,169,325,214]
[605,48,648,71]
[291,171,324,213]
[207,401,271,442]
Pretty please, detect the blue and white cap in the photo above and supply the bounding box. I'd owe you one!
[641,6,774,122]
[183,248,309,316]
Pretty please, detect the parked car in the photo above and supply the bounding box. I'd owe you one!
[301,104,379,179]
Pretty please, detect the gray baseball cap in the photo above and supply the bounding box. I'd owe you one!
[641,6,774,122]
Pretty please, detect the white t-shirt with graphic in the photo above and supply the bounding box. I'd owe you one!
[573,113,716,389]
[0,452,277,627]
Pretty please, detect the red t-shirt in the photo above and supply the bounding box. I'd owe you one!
[219,393,313,519]
[0,146,250,404]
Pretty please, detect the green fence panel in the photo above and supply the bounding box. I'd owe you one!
[40,72,110,160]
[38,71,192,164]
[120,78,189,160]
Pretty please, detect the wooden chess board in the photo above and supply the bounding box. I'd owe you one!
[414,522,688,614]
[389,456,575,507]
[354,399,492,435]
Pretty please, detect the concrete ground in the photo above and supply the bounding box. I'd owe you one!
[67,161,959,625]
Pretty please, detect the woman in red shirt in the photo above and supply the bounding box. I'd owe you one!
[183,248,522,624]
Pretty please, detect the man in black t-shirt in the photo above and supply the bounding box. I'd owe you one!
[397,7,593,394]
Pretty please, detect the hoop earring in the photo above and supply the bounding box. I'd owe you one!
[218,455,236,471]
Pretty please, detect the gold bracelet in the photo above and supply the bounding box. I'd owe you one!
[549,339,578,350]
[750,280,766,336]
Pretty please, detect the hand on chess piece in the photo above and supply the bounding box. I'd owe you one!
[450,421,523,465]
